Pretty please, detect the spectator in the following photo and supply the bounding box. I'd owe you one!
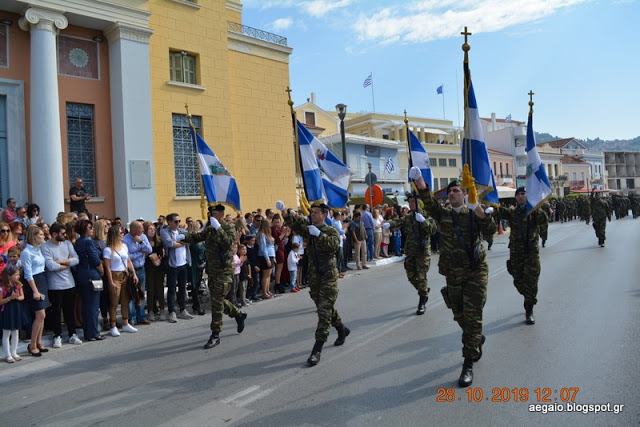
[187,221,205,316]
[0,222,16,272]
[349,210,368,270]
[93,219,111,329]
[1,266,25,363]
[13,206,28,227]
[287,242,300,292]
[103,225,138,336]
[361,204,375,261]
[25,204,43,226]
[69,177,91,213]
[235,216,249,244]
[39,222,51,241]
[257,217,275,299]
[244,234,261,302]
[373,208,383,260]
[237,244,251,306]
[159,213,193,322]
[74,220,105,341]
[21,225,50,356]
[123,220,152,326]
[271,214,288,294]
[143,221,165,321]
[2,198,17,223]
[41,222,82,348]
[249,214,261,235]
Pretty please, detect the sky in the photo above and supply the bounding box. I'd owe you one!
[241,0,639,141]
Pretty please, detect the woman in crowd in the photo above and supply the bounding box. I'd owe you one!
[143,221,165,321]
[0,222,16,272]
[103,225,138,336]
[373,207,383,259]
[256,217,275,299]
[271,214,288,294]
[25,204,42,226]
[187,221,205,315]
[39,222,51,241]
[20,225,50,356]
[74,220,105,341]
[93,219,110,328]
[9,221,24,247]
[234,216,249,245]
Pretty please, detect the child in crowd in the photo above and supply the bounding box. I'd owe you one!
[391,214,403,256]
[1,266,25,362]
[229,244,240,307]
[6,246,22,270]
[237,244,251,307]
[381,222,391,257]
[244,235,261,302]
[287,243,300,293]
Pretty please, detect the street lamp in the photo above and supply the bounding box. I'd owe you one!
[336,103,347,163]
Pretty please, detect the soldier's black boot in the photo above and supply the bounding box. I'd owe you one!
[416,295,428,315]
[458,358,474,387]
[541,239,546,248]
[334,324,351,346]
[473,335,486,362]
[307,340,324,366]
[235,312,247,333]
[204,333,220,349]
[524,302,535,325]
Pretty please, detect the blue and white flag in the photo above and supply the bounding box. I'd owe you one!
[408,130,434,190]
[297,120,351,208]
[190,128,241,211]
[461,62,499,205]
[505,114,512,123]
[436,84,443,95]
[524,109,551,214]
[363,73,372,88]
[385,157,394,174]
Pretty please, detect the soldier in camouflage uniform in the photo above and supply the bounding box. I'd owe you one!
[281,201,350,366]
[539,201,552,247]
[591,192,611,247]
[495,187,548,325]
[182,205,247,349]
[385,192,436,315]
[412,168,496,387]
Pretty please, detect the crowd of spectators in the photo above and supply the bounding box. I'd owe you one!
[1,188,421,362]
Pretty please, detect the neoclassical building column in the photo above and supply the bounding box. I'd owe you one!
[105,22,156,223]
[19,8,68,222]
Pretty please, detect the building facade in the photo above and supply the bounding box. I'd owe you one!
[604,151,640,192]
[0,0,295,223]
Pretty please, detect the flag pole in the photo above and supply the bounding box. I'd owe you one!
[370,72,376,112]
[441,83,446,120]
[460,26,477,204]
[287,87,310,214]
[404,110,417,193]
[185,103,207,220]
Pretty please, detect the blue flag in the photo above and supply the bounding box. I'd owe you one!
[297,121,351,208]
[436,84,443,95]
[524,109,551,214]
[408,130,434,190]
[189,128,241,211]
[461,62,499,205]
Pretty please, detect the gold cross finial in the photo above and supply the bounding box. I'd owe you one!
[286,86,294,108]
[404,109,408,125]
[185,103,191,119]
[528,90,535,108]
[461,27,472,44]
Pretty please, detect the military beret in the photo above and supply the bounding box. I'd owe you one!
[516,186,526,194]
[405,191,418,199]
[310,202,330,213]
[209,204,225,212]
[446,179,462,194]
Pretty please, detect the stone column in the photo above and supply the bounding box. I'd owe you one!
[105,22,156,223]
[19,8,68,222]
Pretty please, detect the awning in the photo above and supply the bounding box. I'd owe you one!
[422,128,450,136]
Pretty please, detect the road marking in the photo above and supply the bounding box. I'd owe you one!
[221,385,261,404]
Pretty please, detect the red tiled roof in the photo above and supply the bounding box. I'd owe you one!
[560,154,588,164]
[538,137,575,148]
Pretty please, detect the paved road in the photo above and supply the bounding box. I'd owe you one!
[1,217,637,426]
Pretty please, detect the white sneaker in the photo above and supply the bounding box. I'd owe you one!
[68,334,83,345]
[147,313,156,321]
[121,324,138,333]
[159,311,167,321]
[168,312,177,323]
[53,336,62,348]
[109,327,121,337]
[178,310,193,320]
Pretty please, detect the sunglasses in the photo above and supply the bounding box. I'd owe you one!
[186,220,193,223]
[0,229,9,233]
[172,220,180,223]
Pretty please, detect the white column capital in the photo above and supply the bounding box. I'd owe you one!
[18,7,68,33]
[105,22,154,45]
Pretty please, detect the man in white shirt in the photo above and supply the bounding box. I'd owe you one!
[159,213,193,323]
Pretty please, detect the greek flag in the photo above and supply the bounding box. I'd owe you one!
[524,109,551,214]
[363,73,372,88]
[297,120,351,208]
[461,62,499,205]
[385,157,394,174]
[505,114,512,123]
[189,128,241,211]
[436,84,443,95]
[408,130,434,190]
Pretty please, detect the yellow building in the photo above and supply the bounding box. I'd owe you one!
[149,0,296,219]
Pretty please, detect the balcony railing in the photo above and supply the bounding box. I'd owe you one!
[227,22,288,46]
[553,175,568,181]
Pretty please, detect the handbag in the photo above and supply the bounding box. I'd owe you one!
[91,279,104,291]
[114,249,145,305]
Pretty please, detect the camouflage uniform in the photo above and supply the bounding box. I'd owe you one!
[418,187,496,361]
[539,202,551,246]
[496,206,548,306]
[387,209,436,298]
[183,222,239,333]
[285,215,342,343]
[591,196,611,246]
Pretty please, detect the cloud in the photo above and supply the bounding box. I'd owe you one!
[272,18,293,31]
[301,0,354,18]
[353,0,591,44]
